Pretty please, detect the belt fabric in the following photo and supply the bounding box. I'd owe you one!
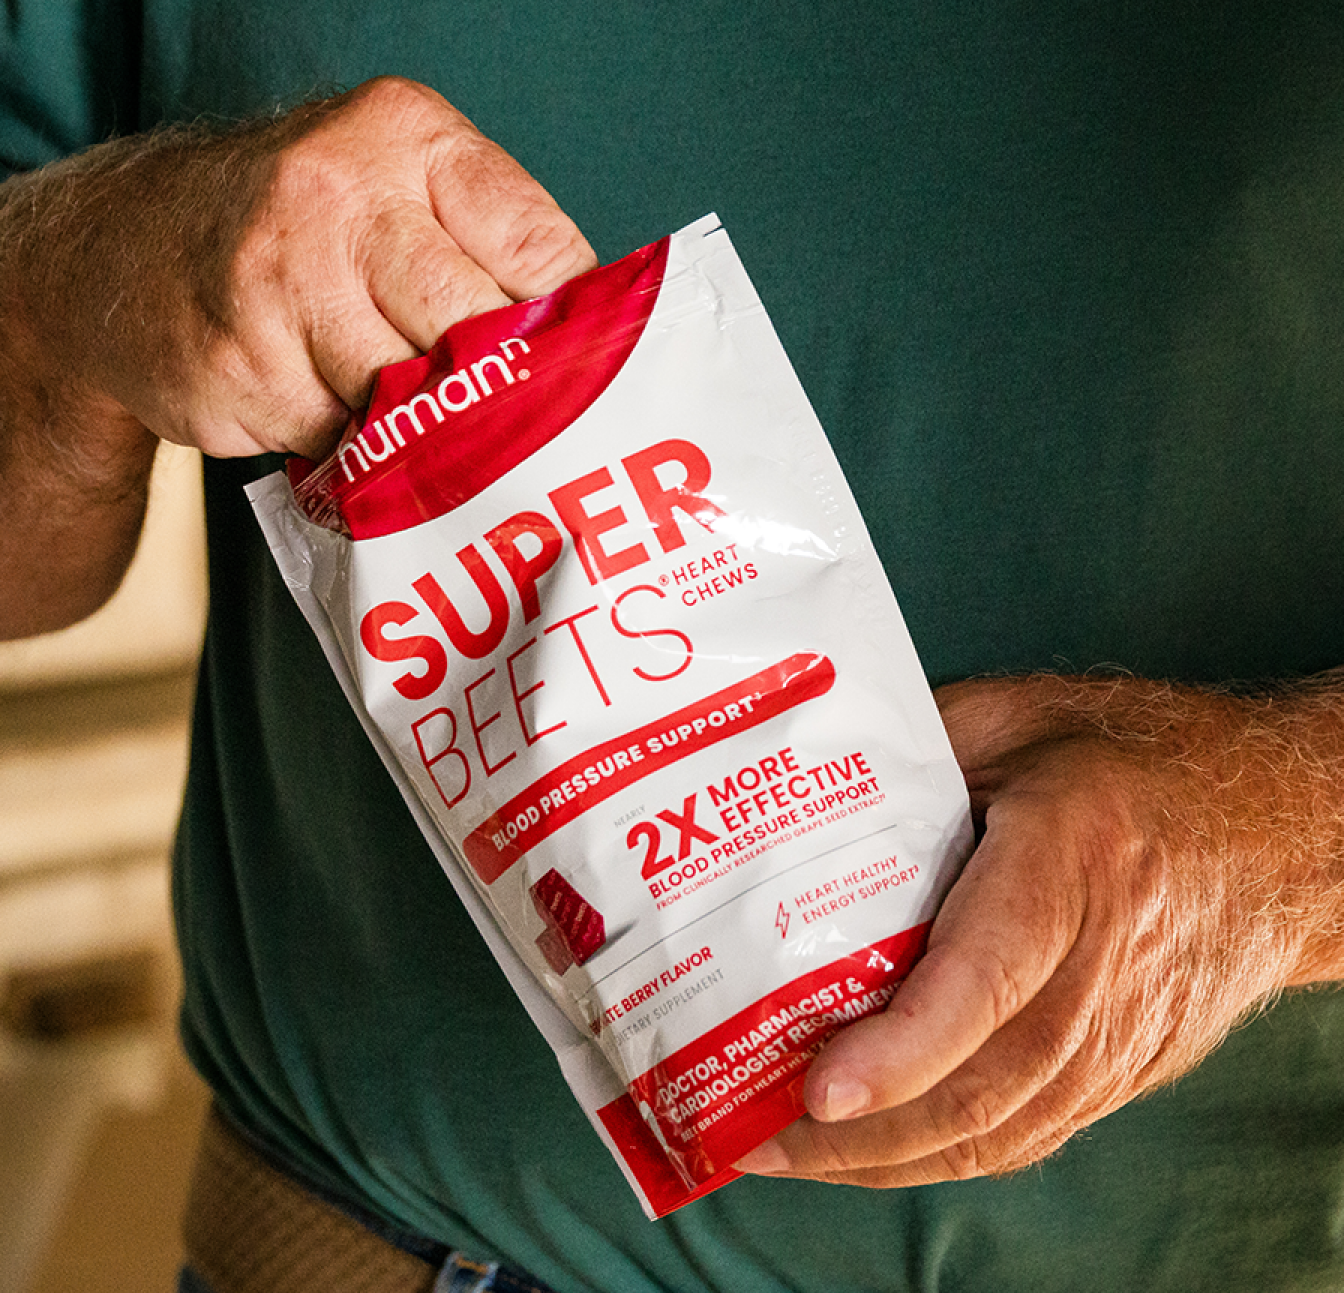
[183,1104,557,1293]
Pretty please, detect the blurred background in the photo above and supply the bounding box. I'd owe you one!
[0,444,210,1293]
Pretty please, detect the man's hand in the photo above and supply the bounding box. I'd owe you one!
[0,77,595,636]
[737,673,1344,1186]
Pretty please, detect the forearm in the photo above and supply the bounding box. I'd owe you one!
[0,358,156,639]
[1243,673,1344,984]
[0,126,260,638]
[957,671,1344,987]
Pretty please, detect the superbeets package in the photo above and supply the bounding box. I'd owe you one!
[248,214,973,1217]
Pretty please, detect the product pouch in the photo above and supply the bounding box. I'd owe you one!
[247,214,973,1217]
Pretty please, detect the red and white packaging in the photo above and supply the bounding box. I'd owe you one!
[248,214,973,1217]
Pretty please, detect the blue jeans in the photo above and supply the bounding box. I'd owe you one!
[179,1250,557,1292]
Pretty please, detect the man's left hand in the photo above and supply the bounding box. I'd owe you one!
[737,673,1344,1186]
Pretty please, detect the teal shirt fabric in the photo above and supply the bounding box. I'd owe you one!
[6,4,1344,1289]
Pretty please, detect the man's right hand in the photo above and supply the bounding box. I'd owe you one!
[0,77,595,636]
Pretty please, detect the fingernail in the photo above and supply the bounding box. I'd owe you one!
[820,1075,871,1122]
[735,1139,790,1175]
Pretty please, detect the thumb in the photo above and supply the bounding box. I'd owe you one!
[799,805,1077,1125]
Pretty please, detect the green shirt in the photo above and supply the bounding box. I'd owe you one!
[5,4,1344,1289]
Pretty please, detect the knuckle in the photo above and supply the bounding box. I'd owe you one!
[348,74,446,127]
[936,1074,1008,1143]
[995,1121,1078,1178]
[936,1134,987,1182]
[267,80,444,203]
[263,133,350,225]
[970,946,1031,1030]
[500,209,592,290]
[1077,800,1148,883]
[932,1118,1070,1185]
[435,119,505,187]
[786,1114,895,1179]
[364,200,413,255]
[806,1119,870,1175]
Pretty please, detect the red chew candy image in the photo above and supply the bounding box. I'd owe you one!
[531,869,607,966]
[535,925,575,976]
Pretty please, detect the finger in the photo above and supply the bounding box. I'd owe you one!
[936,678,1046,766]
[737,866,1071,1180]
[779,1097,1089,1190]
[801,809,1081,1125]
[171,297,406,458]
[735,797,1081,1179]
[362,202,514,351]
[741,924,1100,1180]
[423,106,597,300]
[180,350,354,460]
[307,292,424,410]
[803,1001,1148,1189]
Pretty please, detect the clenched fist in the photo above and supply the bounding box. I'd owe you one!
[738,673,1344,1186]
[0,77,595,635]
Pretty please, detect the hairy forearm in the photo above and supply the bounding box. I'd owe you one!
[0,360,156,639]
[0,124,265,638]
[966,671,1344,986]
[1232,673,1344,984]
[1,154,143,637]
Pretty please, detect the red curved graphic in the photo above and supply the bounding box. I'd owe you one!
[291,236,670,538]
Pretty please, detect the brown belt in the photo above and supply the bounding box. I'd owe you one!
[183,1105,440,1293]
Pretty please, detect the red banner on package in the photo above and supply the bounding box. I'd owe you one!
[289,236,670,538]
[463,652,836,884]
[598,924,930,1213]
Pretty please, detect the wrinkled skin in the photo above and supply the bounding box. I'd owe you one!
[737,673,1344,1185]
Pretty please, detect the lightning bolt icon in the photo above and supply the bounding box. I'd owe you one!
[775,903,790,940]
